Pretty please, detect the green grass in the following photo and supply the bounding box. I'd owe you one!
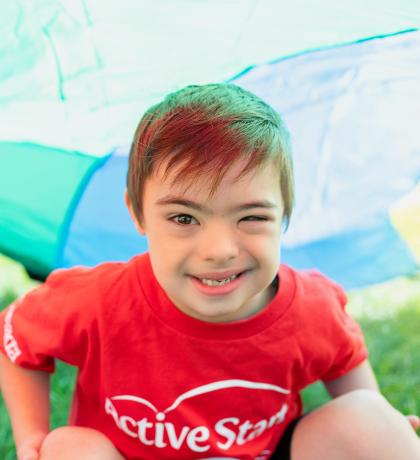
[0,254,419,458]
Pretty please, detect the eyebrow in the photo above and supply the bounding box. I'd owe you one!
[155,196,279,214]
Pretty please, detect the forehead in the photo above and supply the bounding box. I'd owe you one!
[146,158,281,203]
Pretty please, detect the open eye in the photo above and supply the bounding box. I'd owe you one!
[171,214,198,226]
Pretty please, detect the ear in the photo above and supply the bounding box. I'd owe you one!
[125,190,146,235]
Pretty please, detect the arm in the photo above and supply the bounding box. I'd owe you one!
[0,352,50,460]
[323,359,379,398]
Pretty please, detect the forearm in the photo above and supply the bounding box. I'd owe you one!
[0,352,50,452]
[323,359,379,398]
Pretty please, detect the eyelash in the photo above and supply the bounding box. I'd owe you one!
[171,214,198,225]
[170,214,269,226]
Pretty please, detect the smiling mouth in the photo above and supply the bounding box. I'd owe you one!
[192,272,245,286]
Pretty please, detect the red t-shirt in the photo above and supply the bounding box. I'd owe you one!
[0,253,367,459]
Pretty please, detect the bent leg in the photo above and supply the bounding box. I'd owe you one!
[40,426,125,460]
[291,389,420,460]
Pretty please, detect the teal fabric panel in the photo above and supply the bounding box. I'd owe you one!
[0,142,98,277]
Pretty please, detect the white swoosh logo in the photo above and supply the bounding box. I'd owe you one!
[112,379,290,414]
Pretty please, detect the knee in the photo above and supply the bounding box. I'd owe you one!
[292,390,420,459]
[40,426,124,460]
[40,426,72,456]
[322,390,408,452]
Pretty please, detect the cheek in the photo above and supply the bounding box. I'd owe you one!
[245,226,281,251]
[253,233,282,268]
[146,228,192,269]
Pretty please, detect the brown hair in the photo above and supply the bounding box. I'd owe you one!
[127,83,294,227]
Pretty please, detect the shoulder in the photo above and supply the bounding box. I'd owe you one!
[278,265,349,328]
[281,266,364,348]
[15,254,147,313]
[46,253,146,292]
[281,265,347,308]
[278,266,367,383]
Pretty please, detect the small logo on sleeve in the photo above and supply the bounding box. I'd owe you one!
[3,304,22,362]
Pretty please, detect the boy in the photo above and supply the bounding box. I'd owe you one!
[0,83,419,460]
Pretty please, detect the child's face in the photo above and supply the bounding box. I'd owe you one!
[126,159,284,323]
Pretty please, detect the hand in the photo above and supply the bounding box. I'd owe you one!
[17,446,39,460]
[406,414,420,432]
[16,432,47,460]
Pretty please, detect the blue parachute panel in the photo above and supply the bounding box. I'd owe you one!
[282,216,418,289]
[60,154,147,268]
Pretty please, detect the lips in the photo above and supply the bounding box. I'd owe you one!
[188,271,247,296]
[191,270,245,281]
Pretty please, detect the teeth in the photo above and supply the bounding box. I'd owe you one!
[200,274,238,286]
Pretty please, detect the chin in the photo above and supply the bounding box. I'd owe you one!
[204,308,244,322]
[187,305,233,321]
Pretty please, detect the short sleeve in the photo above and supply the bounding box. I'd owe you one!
[0,268,92,373]
[312,273,369,382]
[292,269,369,387]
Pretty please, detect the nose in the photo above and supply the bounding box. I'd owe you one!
[197,222,239,264]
